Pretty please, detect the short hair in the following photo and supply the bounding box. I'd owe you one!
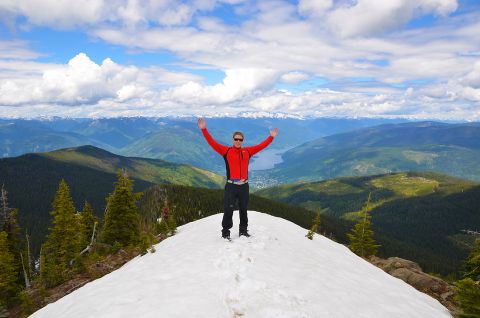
[232,131,244,139]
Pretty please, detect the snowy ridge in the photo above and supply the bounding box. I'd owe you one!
[31,211,452,318]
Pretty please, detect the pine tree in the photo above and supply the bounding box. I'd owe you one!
[40,179,81,287]
[455,278,480,317]
[79,201,97,249]
[455,237,480,317]
[102,170,142,247]
[347,193,380,258]
[0,231,19,310]
[0,185,23,298]
[306,209,321,240]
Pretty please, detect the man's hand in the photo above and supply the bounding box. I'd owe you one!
[198,117,206,129]
[270,128,278,137]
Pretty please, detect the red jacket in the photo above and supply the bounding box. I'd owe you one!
[201,128,274,180]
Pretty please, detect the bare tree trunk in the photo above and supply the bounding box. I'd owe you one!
[0,184,9,230]
[79,221,98,257]
[20,252,31,289]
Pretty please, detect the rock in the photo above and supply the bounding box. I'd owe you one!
[368,256,457,312]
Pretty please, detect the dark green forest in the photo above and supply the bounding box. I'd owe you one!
[257,172,480,274]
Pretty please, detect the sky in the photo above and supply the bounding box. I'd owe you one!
[0,0,479,120]
[29,211,452,317]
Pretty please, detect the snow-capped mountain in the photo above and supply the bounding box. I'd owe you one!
[30,211,452,318]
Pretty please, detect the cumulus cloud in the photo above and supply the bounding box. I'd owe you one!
[0,0,479,121]
[0,53,200,106]
[162,68,279,105]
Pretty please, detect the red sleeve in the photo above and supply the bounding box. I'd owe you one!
[246,135,274,156]
[201,128,228,156]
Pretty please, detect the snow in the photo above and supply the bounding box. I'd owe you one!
[30,211,452,318]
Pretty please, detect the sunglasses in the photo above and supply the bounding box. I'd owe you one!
[234,138,244,141]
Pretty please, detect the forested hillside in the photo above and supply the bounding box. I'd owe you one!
[0,145,223,256]
[267,121,480,183]
[257,172,480,274]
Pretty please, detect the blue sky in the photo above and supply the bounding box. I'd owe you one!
[0,0,479,120]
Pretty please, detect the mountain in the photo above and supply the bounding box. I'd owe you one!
[1,116,406,158]
[66,117,165,148]
[0,119,109,157]
[256,172,480,274]
[120,125,226,172]
[29,212,452,318]
[0,145,224,256]
[266,121,480,183]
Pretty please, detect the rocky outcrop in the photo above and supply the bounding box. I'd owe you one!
[369,256,457,312]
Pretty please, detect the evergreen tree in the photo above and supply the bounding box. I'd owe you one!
[79,201,97,249]
[0,185,23,298]
[347,193,380,258]
[306,209,321,240]
[0,231,19,310]
[102,171,142,247]
[455,237,480,317]
[40,179,81,287]
[455,278,480,317]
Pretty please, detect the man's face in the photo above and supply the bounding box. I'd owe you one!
[233,134,244,148]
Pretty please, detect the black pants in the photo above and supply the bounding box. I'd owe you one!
[222,182,249,236]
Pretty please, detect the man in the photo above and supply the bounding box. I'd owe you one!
[198,118,278,240]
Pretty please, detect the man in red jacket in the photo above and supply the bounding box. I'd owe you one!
[198,118,278,240]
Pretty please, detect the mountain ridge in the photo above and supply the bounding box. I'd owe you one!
[267,121,480,183]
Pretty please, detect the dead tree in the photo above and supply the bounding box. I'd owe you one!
[0,184,13,230]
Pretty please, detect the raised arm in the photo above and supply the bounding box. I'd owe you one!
[246,128,278,156]
[198,118,228,155]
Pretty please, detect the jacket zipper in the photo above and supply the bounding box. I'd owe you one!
[239,149,242,180]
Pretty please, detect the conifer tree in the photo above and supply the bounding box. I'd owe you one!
[0,231,19,310]
[455,237,480,317]
[455,278,480,317]
[40,179,81,287]
[0,185,23,297]
[306,210,321,240]
[347,193,380,258]
[102,170,142,247]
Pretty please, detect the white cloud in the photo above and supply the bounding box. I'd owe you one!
[0,0,105,29]
[0,53,200,106]
[460,61,480,88]
[325,0,458,38]
[298,0,332,17]
[0,40,43,60]
[0,0,479,121]
[162,68,279,104]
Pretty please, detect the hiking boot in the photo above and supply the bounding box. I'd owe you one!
[222,234,231,241]
[239,230,250,237]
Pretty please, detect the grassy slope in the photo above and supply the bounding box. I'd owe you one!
[43,145,225,188]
